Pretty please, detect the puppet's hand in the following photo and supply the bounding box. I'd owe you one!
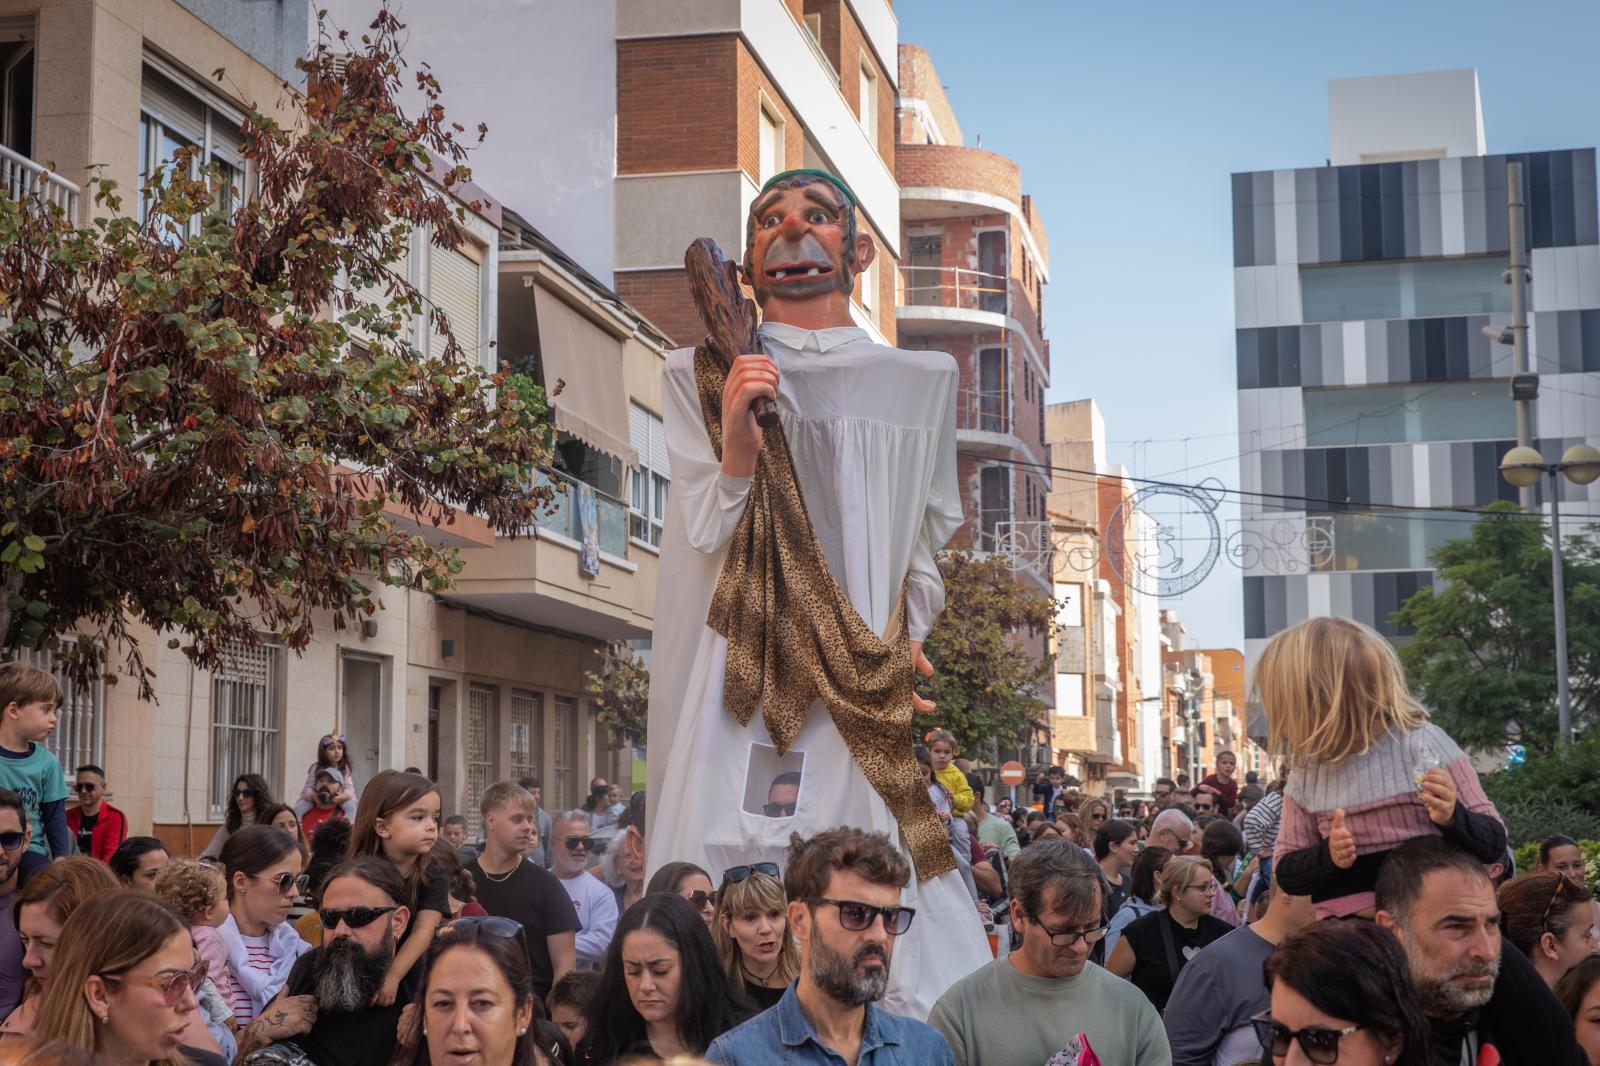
[912,641,936,714]
[721,354,778,478]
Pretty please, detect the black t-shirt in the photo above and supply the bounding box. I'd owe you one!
[742,979,786,1011]
[1103,871,1130,916]
[466,856,582,999]
[394,860,451,998]
[1121,909,1233,1012]
[280,949,407,1066]
[75,809,96,856]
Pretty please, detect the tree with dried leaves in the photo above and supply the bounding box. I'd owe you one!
[0,8,553,695]
[917,550,1057,759]
[587,642,649,749]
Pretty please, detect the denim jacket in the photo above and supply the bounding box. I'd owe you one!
[704,984,954,1066]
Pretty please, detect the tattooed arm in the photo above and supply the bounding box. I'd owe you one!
[232,994,318,1066]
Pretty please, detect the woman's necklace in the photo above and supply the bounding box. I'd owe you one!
[741,957,783,987]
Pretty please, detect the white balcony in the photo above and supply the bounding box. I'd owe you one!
[1,143,79,224]
[897,265,1011,335]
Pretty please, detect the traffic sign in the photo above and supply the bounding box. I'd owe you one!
[998,761,1026,786]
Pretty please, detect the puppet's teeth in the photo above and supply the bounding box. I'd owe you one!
[807,267,820,276]
[775,270,787,280]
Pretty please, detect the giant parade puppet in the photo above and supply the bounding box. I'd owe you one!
[646,168,991,1018]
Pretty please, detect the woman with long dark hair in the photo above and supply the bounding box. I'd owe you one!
[1093,818,1139,915]
[1260,918,1432,1066]
[578,893,749,1064]
[1200,818,1244,926]
[644,862,716,929]
[217,826,308,1026]
[108,838,169,892]
[199,775,273,862]
[1103,844,1172,959]
[407,917,551,1066]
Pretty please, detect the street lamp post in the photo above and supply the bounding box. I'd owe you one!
[1500,443,1600,749]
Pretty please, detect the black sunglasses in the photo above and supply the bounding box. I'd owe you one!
[233,788,259,799]
[319,906,397,931]
[1250,1013,1361,1065]
[723,862,780,885]
[73,782,100,793]
[0,830,24,852]
[435,916,532,974]
[805,897,915,936]
[564,836,593,852]
[685,890,714,910]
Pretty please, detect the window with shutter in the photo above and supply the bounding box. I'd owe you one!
[430,240,482,363]
[139,62,248,234]
[759,104,782,185]
[628,402,670,549]
[858,62,877,144]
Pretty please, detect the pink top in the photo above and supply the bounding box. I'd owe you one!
[193,924,238,1008]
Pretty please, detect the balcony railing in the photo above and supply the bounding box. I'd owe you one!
[1,143,79,224]
[898,265,1010,315]
[957,386,1011,436]
[531,468,629,561]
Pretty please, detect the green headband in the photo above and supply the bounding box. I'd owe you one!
[757,168,859,209]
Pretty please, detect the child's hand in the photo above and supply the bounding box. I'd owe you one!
[938,809,951,826]
[372,974,400,1007]
[1329,808,1356,869]
[1419,768,1458,826]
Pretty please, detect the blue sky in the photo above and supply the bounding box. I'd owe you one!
[895,0,1600,647]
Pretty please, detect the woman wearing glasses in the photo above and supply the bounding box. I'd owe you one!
[579,894,750,1064]
[1499,873,1600,989]
[1257,918,1430,1066]
[712,863,798,1010]
[216,826,309,1028]
[645,863,717,930]
[34,891,224,1066]
[199,776,274,863]
[1105,855,1232,1011]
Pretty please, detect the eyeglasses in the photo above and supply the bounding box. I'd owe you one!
[1542,874,1574,932]
[685,890,714,910]
[99,961,208,1008]
[804,898,916,936]
[564,836,593,852]
[1153,789,1173,799]
[762,801,797,817]
[1184,881,1218,895]
[1090,812,1106,822]
[233,788,259,799]
[723,862,781,885]
[0,831,23,852]
[248,871,310,896]
[1034,919,1107,947]
[73,782,99,793]
[1251,1012,1361,1065]
[319,906,397,931]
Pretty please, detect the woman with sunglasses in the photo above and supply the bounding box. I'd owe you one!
[579,893,750,1064]
[711,863,797,1010]
[645,862,716,930]
[1106,855,1232,1011]
[34,891,224,1066]
[216,826,309,1027]
[408,917,556,1066]
[1258,917,1430,1066]
[199,775,274,863]
[1499,873,1600,989]
[108,838,169,893]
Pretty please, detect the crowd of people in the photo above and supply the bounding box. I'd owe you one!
[2,612,1600,1066]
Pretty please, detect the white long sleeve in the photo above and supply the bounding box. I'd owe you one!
[907,372,962,641]
[662,351,753,555]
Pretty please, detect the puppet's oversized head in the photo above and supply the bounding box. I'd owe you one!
[741,169,875,325]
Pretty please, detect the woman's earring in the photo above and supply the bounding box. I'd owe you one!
[517,1029,527,1037]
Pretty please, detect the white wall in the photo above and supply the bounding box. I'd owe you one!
[320,0,618,282]
[1328,69,1485,166]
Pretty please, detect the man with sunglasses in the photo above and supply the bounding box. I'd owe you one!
[0,788,30,1021]
[929,840,1169,1066]
[550,809,617,970]
[466,782,578,998]
[707,828,954,1065]
[237,857,412,1066]
[66,764,127,862]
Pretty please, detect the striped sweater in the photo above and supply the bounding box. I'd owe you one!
[1272,722,1505,918]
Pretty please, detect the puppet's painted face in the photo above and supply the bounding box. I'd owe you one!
[743,180,870,307]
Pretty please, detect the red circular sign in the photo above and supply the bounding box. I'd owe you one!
[998,761,1026,786]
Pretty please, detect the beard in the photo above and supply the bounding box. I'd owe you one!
[313,929,394,1013]
[1403,940,1499,1016]
[808,926,889,1007]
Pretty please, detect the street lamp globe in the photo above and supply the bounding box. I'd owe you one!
[1499,446,1546,489]
[1560,443,1600,485]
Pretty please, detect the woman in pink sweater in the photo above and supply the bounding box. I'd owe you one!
[1259,617,1506,919]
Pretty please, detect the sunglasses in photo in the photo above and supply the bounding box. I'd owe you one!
[804,898,916,936]
[722,862,780,885]
[248,871,310,896]
[685,890,715,910]
[233,788,260,799]
[319,905,397,931]
[99,960,208,1008]
[1250,1013,1361,1065]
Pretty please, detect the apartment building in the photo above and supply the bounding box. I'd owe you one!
[1157,613,1264,785]
[1045,400,1163,795]
[1234,70,1600,684]
[3,0,658,850]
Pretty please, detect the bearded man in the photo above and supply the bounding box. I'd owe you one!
[647,168,988,1018]
[237,858,412,1066]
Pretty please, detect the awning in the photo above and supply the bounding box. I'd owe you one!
[533,286,639,468]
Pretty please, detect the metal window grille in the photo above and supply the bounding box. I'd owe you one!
[210,641,284,819]
[16,643,103,774]
[509,690,541,784]
[464,686,498,837]
[552,696,576,811]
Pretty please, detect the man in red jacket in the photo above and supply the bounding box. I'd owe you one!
[66,765,128,862]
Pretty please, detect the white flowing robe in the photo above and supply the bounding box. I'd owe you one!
[646,322,991,1019]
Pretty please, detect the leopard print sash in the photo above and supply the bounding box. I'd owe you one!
[693,345,955,882]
